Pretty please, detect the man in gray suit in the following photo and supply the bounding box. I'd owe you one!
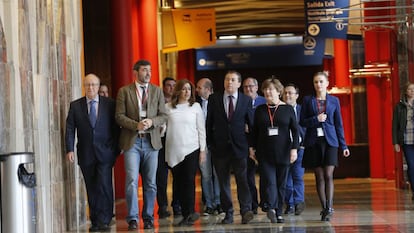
[115,59,167,230]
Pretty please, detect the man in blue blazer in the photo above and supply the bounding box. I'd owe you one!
[283,83,306,215]
[65,74,119,232]
[206,70,254,224]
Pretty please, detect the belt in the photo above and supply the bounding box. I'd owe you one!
[137,133,149,138]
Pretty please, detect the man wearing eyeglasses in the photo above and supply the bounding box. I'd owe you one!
[283,83,306,216]
[65,73,120,232]
[242,77,266,214]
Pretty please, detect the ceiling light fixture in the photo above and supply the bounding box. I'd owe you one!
[218,35,237,40]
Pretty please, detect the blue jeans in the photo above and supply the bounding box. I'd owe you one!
[402,144,414,193]
[124,137,158,222]
[199,149,220,208]
[285,148,305,205]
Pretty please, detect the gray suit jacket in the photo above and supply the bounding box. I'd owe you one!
[115,83,167,151]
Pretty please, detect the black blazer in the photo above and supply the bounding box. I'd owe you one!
[206,92,253,159]
[65,96,119,166]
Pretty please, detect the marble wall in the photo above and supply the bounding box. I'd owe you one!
[0,0,86,232]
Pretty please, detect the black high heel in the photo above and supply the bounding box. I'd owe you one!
[320,208,334,221]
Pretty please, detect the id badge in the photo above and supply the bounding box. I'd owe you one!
[140,110,147,118]
[268,127,278,136]
[317,127,324,137]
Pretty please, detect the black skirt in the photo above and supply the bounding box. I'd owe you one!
[302,137,338,168]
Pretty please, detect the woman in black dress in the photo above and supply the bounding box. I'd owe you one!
[250,78,299,223]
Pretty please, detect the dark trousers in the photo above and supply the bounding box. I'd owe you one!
[156,145,169,210]
[213,153,252,215]
[402,144,414,193]
[247,158,259,210]
[261,161,289,213]
[172,150,199,217]
[80,161,114,225]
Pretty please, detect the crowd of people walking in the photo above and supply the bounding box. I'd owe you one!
[65,59,351,231]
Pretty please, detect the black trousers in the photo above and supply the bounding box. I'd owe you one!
[156,136,181,212]
[261,161,289,212]
[171,150,199,217]
[213,151,252,215]
[247,158,259,210]
[80,161,114,225]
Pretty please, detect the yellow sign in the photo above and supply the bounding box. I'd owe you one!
[162,9,216,53]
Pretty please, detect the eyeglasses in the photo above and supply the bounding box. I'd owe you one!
[243,85,256,89]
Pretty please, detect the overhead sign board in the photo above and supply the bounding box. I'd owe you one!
[162,9,216,53]
[305,0,350,39]
[196,42,325,71]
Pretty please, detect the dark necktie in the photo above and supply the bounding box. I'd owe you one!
[89,100,97,127]
[228,95,234,120]
[141,86,147,108]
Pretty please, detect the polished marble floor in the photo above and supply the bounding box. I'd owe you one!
[68,173,414,233]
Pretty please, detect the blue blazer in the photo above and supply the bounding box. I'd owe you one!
[300,94,347,150]
[65,96,119,166]
[294,104,306,145]
[206,91,254,159]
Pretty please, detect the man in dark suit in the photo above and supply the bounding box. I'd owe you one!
[283,83,306,215]
[206,70,254,224]
[115,59,167,230]
[65,73,119,232]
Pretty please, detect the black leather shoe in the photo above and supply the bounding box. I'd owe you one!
[90,223,110,232]
[221,213,234,224]
[89,225,100,232]
[284,205,294,215]
[203,207,215,216]
[295,202,305,215]
[176,212,200,226]
[252,208,258,215]
[143,220,154,229]
[261,203,270,212]
[128,220,138,230]
[267,209,277,223]
[276,215,285,223]
[241,210,254,224]
[216,204,225,215]
[158,208,171,219]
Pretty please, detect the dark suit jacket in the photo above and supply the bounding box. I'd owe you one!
[115,83,167,151]
[300,94,348,150]
[65,96,119,167]
[206,91,253,159]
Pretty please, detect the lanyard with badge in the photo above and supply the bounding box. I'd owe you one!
[267,104,279,136]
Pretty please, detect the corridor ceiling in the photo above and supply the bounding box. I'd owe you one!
[173,0,306,36]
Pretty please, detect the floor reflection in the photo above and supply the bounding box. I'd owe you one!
[68,174,414,233]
